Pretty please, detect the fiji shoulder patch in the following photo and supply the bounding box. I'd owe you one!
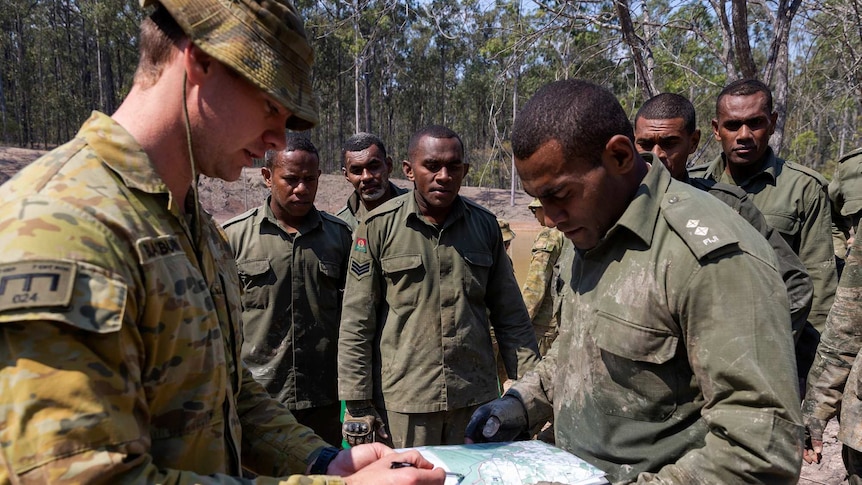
[353,238,368,253]
[0,260,76,311]
[662,189,740,260]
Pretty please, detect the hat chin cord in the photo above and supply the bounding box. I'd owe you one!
[182,70,204,255]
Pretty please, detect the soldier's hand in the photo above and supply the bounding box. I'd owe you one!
[464,395,527,443]
[343,400,390,447]
[803,415,826,464]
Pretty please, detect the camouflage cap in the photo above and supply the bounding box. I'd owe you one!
[528,198,542,209]
[498,219,515,242]
[141,0,318,130]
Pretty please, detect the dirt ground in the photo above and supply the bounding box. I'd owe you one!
[0,146,850,484]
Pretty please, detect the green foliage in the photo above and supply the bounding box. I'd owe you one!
[1,0,859,185]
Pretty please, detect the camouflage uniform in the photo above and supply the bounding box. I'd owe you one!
[223,200,352,447]
[338,192,539,445]
[829,148,862,260]
[520,227,564,355]
[334,182,407,231]
[689,148,838,333]
[507,162,803,483]
[0,113,340,484]
[803,220,862,484]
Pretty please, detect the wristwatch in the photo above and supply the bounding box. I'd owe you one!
[309,446,340,475]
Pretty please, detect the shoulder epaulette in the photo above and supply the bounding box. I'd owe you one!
[461,196,497,218]
[689,178,748,200]
[221,206,259,228]
[837,148,862,164]
[784,160,829,187]
[320,210,352,230]
[363,194,407,223]
[661,184,741,260]
[686,162,711,177]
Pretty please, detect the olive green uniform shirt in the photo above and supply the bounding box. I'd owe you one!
[520,227,564,355]
[508,162,803,483]
[334,182,408,231]
[685,175,816,375]
[803,220,862,449]
[689,148,838,332]
[829,148,862,258]
[0,112,340,484]
[223,200,351,410]
[338,192,540,413]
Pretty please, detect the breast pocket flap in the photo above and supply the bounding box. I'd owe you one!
[380,254,422,274]
[591,311,678,364]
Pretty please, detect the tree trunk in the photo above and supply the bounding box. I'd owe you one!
[615,0,657,99]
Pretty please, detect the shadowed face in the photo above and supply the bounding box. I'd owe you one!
[263,149,320,225]
[712,92,776,169]
[342,144,393,203]
[194,58,291,182]
[516,138,629,251]
[634,116,700,180]
[403,135,468,222]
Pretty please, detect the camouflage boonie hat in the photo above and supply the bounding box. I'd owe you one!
[498,219,515,242]
[528,198,542,209]
[141,0,318,130]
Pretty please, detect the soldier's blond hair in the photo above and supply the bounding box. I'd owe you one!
[134,4,185,89]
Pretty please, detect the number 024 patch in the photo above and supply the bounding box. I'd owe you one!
[0,260,76,311]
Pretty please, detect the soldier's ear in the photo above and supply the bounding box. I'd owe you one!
[689,129,701,154]
[602,135,636,175]
[402,160,414,181]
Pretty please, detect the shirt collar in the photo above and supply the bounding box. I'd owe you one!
[405,190,466,229]
[77,111,169,195]
[705,147,778,185]
[591,156,670,252]
[260,195,322,235]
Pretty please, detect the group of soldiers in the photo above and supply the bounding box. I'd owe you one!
[1,0,862,484]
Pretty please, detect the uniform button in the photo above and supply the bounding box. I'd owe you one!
[668,196,679,204]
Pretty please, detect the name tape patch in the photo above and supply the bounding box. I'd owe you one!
[0,260,76,311]
[136,235,183,264]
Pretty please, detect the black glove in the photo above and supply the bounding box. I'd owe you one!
[342,400,391,447]
[465,395,528,442]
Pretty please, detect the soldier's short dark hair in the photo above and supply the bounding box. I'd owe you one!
[407,125,464,161]
[716,79,773,115]
[512,80,633,167]
[635,93,697,135]
[342,133,387,167]
[265,133,318,169]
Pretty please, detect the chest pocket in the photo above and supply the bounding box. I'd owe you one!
[463,251,493,299]
[381,254,424,310]
[318,260,343,310]
[236,259,273,309]
[589,310,684,421]
[763,212,800,250]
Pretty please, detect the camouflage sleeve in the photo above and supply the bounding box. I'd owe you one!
[0,316,344,485]
[803,223,862,424]
[236,364,333,476]
[520,230,556,321]
[487,226,540,381]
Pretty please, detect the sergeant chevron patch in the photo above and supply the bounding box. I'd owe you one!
[351,259,371,279]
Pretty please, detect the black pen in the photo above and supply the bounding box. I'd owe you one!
[390,461,465,482]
